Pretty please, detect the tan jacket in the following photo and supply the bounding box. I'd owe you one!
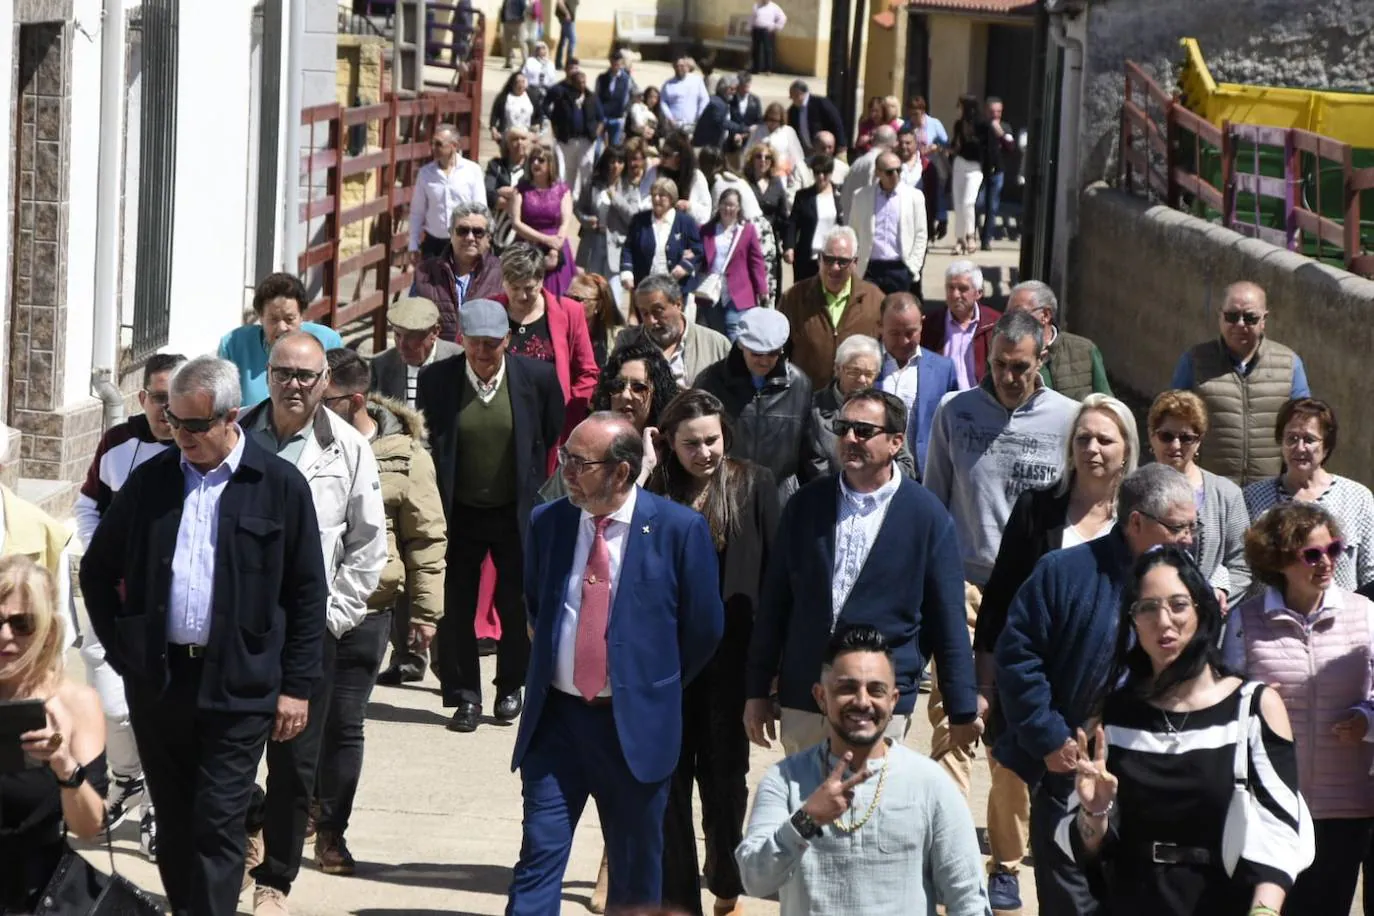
[1,485,70,579]
[778,275,885,390]
[365,396,447,624]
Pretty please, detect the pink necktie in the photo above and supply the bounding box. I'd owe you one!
[573,516,613,700]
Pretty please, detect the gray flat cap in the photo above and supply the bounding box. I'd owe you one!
[388,295,441,331]
[736,308,790,353]
[459,298,510,339]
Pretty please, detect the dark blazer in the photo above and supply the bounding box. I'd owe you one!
[731,92,763,128]
[369,342,463,403]
[788,94,845,149]
[692,96,747,149]
[544,81,602,143]
[79,435,330,712]
[621,209,706,294]
[876,346,960,473]
[920,304,1004,386]
[974,486,1071,656]
[787,184,844,256]
[416,353,565,540]
[513,489,725,783]
[594,68,634,120]
[717,465,781,622]
[485,155,525,211]
[748,474,976,719]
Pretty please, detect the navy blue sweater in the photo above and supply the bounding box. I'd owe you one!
[993,529,1132,786]
[747,474,976,721]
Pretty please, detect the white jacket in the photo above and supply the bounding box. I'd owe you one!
[850,181,929,283]
[243,402,388,638]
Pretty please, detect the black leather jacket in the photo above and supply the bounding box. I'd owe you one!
[695,347,812,496]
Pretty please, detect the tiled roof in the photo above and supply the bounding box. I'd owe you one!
[907,0,1038,14]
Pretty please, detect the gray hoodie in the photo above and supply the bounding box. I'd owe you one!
[923,380,1079,586]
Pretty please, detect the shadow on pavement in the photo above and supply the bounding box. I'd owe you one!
[357,861,513,894]
[366,701,517,729]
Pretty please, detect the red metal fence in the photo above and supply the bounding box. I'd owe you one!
[1119,61,1374,278]
[296,11,486,349]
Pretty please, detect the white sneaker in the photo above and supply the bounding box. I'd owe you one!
[105,775,145,829]
[139,808,157,862]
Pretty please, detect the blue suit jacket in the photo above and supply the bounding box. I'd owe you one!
[621,209,706,294]
[512,489,725,784]
[747,475,976,721]
[878,347,959,476]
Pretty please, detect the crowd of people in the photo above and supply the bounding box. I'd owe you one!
[0,47,1370,916]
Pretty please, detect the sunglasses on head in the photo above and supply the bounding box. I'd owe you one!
[0,613,36,637]
[831,419,894,441]
[165,409,223,434]
[1300,540,1345,567]
[1222,310,1264,326]
[1155,431,1200,446]
[607,377,651,395]
[452,225,488,238]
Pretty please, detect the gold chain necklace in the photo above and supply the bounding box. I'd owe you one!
[830,755,888,834]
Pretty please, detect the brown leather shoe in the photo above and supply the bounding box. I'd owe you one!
[315,830,357,876]
[714,900,746,916]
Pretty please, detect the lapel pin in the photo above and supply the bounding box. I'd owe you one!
[642,525,652,534]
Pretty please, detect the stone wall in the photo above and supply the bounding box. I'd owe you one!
[1071,183,1374,485]
[1079,0,1374,188]
[336,36,385,264]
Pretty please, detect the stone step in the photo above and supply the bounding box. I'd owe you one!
[17,477,77,520]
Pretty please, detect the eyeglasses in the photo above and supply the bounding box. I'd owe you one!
[269,367,325,388]
[1283,433,1323,448]
[143,391,170,406]
[1139,511,1198,537]
[1222,310,1264,326]
[1129,596,1195,620]
[607,377,651,396]
[1154,430,1200,446]
[558,446,616,475]
[0,613,36,637]
[165,410,223,434]
[452,225,488,239]
[840,367,877,382]
[831,419,895,441]
[1300,540,1346,567]
[878,167,902,176]
[821,255,856,268]
[753,153,773,160]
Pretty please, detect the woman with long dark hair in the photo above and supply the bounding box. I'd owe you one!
[1063,546,1312,914]
[489,71,540,142]
[950,94,991,255]
[648,390,779,916]
[575,145,625,281]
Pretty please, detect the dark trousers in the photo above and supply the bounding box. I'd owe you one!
[437,503,528,707]
[661,614,752,913]
[921,162,945,232]
[864,258,915,296]
[1285,816,1374,915]
[316,611,392,837]
[127,657,273,916]
[749,27,775,74]
[251,633,338,894]
[506,691,672,915]
[419,231,449,260]
[793,255,819,283]
[977,171,1005,244]
[1030,776,1102,916]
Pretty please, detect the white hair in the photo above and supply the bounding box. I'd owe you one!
[946,258,984,291]
[821,225,859,255]
[834,334,882,369]
[1011,279,1058,318]
[170,356,242,416]
[1055,394,1141,497]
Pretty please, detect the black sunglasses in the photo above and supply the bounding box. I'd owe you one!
[821,255,856,268]
[1154,431,1200,446]
[831,419,895,441]
[452,225,488,239]
[878,167,902,176]
[607,378,651,395]
[165,409,224,434]
[1222,310,1264,326]
[0,613,36,637]
[269,367,325,387]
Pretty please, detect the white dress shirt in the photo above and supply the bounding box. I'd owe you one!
[831,471,902,621]
[750,1,787,30]
[169,429,248,645]
[408,157,485,250]
[554,487,640,696]
[879,349,922,446]
[465,355,508,405]
[811,192,837,256]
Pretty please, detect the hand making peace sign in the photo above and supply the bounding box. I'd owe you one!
[801,751,876,827]
[1074,725,1119,816]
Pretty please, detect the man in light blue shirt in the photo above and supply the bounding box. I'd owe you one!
[660,57,709,132]
[169,428,246,646]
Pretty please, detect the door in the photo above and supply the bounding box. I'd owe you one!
[983,22,1034,205]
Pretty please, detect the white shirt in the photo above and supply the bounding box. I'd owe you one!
[502,92,535,132]
[750,0,787,30]
[465,355,508,405]
[1060,517,1114,550]
[554,487,640,696]
[522,56,557,90]
[812,191,837,255]
[408,157,485,250]
[650,212,674,274]
[831,157,851,187]
[831,471,902,621]
[879,350,920,439]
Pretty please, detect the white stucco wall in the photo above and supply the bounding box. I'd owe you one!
[62,0,104,407]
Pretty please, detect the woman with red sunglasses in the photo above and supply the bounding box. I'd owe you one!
[1222,500,1374,914]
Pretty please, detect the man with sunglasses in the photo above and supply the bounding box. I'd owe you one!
[1170,280,1311,485]
[239,332,386,916]
[73,352,186,862]
[80,355,331,916]
[779,226,885,390]
[746,387,976,758]
[850,150,929,296]
[840,124,897,217]
[368,296,462,411]
[417,299,564,734]
[408,124,485,265]
[410,202,506,341]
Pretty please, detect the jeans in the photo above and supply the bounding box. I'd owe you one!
[554,18,575,69]
[696,298,743,343]
[977,170,1005,244]
[316,611,392,837]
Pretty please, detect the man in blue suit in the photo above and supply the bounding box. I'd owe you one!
[619,178,706,297]
[875,293,958,478]
[692,74,748,150]
[506,412,725,914]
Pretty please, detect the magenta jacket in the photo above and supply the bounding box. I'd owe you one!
[702,219,769,311]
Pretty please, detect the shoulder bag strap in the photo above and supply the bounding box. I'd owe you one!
[714,224,744,275]
[1233,681,1260,789]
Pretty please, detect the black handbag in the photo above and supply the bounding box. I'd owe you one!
[33,830,161,916]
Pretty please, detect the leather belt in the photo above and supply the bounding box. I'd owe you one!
[168,643,207,659]
[1150,842,1212,866]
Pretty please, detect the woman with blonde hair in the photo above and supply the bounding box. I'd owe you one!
[0,555,108,911]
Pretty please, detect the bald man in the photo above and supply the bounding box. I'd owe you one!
[841,124,898,216]
[1170,281,1311,485]
[408,123,485,264]
[240,331,387,914]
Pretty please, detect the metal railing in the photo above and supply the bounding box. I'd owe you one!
[1119,61,1374,278]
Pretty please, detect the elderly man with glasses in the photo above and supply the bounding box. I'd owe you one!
[417,299,564,734]
[410,201,506,342]
[408,124,485,265]
[1169,280,1311,485]
[238,331,387,916]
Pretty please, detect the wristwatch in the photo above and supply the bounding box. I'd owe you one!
[54,762,87,789]
[790,808,823,840]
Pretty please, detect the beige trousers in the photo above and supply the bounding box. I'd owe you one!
[779,708,911,757]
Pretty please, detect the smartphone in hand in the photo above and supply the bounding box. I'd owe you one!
[0,698,47,773]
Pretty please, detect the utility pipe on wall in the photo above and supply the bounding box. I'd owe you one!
[280,0,306,273]
[92,0,127,429]
[1047,2,1086,324]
